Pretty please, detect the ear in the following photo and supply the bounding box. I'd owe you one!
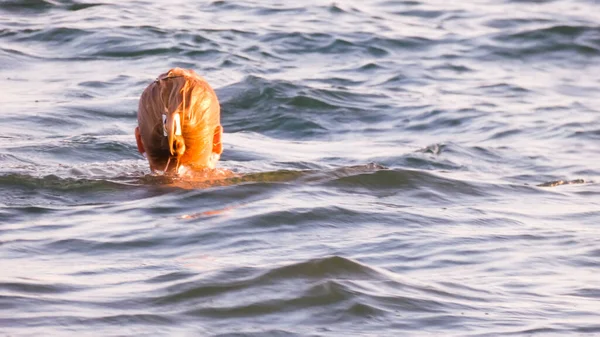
[212,125,223,155]
[135,126,145,155]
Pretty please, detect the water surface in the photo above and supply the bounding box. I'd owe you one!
[1,0,599,336]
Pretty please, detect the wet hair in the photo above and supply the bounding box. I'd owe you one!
[137,68,220,172]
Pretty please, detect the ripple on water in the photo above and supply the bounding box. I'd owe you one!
[1,0,600,335]
[142,255,478,332]
[486,24,600,61]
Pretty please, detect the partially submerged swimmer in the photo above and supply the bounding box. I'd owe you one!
[135,68,233,180]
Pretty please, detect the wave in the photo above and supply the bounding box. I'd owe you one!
[486,24,600,60]
[147,255,470,322]
[0,0,103,13]
[1,1,599,335]
[220,75,394,139]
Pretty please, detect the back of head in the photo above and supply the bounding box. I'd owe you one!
[137,68,221,172]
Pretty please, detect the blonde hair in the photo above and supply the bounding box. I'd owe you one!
[137,68,220,172]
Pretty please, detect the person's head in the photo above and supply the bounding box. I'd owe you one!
[135,68,222,173]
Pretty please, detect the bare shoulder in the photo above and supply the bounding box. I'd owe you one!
[171,167,238,189]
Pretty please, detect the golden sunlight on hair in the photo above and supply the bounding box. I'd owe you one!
[135,68,223,174]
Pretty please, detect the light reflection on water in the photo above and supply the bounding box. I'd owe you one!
[1,0,600,335]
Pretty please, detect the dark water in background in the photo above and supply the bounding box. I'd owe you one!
[1,0,600,335]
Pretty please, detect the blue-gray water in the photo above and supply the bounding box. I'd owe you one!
[1,0,599,336]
